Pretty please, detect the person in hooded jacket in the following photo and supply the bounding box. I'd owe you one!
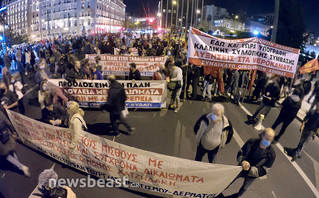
[271,88,302,142]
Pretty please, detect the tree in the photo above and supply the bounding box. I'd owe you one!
[310,51,316,59]
[276,0,306,48]
[197,20,212,33]
[4,26,28,47]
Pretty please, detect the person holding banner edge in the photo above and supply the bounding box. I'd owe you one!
[222,128,276,198]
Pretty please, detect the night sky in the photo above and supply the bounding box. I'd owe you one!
[124,0,319,35]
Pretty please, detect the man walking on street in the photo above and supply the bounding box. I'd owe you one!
[272,88,302,142]
[167,62,183,113]
[290,102,319,161]
[194,103,233,163]
[308,80,319,104]
[248,77,280,123]
[223,128,276,197]
[104,75,135,136]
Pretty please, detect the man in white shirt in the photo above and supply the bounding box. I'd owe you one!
[167,62,183,113]
[195,103,233,163]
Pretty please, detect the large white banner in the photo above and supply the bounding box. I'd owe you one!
[188,27,300,78]
[7,110,241,197]
[48,79,167,108]
[86,54,168,76]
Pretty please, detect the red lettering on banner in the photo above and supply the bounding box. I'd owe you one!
[145,63,159,71]
[81,137,97,150]
[148,158,163,169]
[127,96,153,102]
[56,130,72,141]
[101,144,138,163]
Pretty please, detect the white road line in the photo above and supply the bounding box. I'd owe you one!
[239,104,319,197]
[239,103,252,116]
[25,85,39,95]
[233,128,245,147]
[304,151,319,190]
[272,191,277,198]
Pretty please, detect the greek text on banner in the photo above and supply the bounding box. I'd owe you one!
[48,79,168,109]
[187,27,300,78]
[7,110,241,198]
[86,54,168,76]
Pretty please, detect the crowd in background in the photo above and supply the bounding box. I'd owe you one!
[1,32,319,198]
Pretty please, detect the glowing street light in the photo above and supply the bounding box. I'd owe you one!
[157,13,162,17]
[172,0,177,5]
[253,30,260,36]
[196,9,200,14]
[235,15,238,19]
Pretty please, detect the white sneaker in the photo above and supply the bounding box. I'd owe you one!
[174,107,180,113]
[21,165,30,177]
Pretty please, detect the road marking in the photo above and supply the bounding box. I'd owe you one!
[239,103,252,116]
[272,191,277,198]
[25,84,39,95]
[233,128,245,147]
[304,151,319,190]
[239,103,319,197]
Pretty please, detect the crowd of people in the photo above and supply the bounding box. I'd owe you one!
[0,32,319,198]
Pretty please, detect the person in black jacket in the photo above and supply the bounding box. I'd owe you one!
[127,63,141,80]
[225,128,276,197]
[248,77,280,122]
[105,75,134,136]
[289,102,319,161]
[272,88,302,142]
[65,60,85,82]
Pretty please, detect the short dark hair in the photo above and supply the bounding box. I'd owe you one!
[293,87,302,97]
[130,63,137,69]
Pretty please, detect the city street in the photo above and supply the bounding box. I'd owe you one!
[1,80,319,198]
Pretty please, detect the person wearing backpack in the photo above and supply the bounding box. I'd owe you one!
[194,103,233,163]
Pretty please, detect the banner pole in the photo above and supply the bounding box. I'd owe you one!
[184,64,189,102]
[241,70,251,104]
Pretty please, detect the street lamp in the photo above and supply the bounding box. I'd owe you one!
[157,13,162,17]
[196,9,200,14]
[235,15,238,19]
[172,0,177,5]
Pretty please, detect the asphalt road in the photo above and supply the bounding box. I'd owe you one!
[1,78,319,198]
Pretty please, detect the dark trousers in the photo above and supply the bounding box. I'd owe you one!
[191,77,199,99]
[195,142,219,163]
[18,100,25,115]
[272,115,293,140]
[110,112,131,134]
[226,170,257,196]
[252,101,271,119]
[295,130,313,156]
